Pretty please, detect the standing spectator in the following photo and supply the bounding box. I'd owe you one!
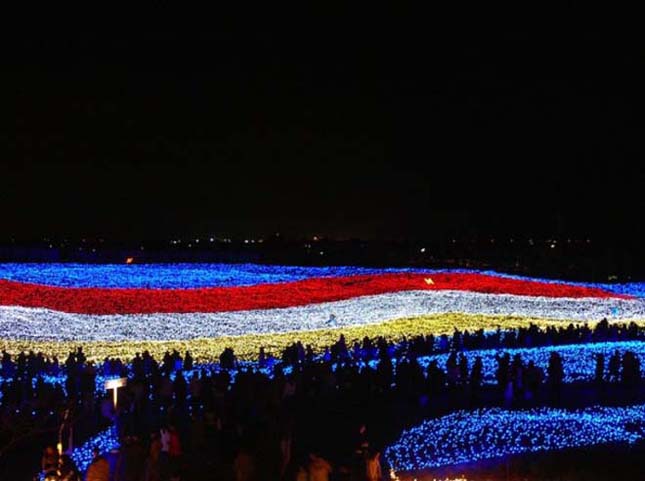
[547,352,564,402]
[41,445,59,477]
[470,356,483,388]
[495,353,510,390]
[365,449,382,481]
[144,433,162,481]
[160,426,171,481]
[608,350,621,382]
[85,448,110,481]
[458,353,469,386]
[595,353,605,384]
[446,352,459,388]
[353,424,370,456]
[307,453,332,481]
[621,351,641,387]
[116,435,146,481]
[183,351,193,371]
[524,360,544,403]
[278,418,293,478]
[233,447,255,481]
[168,424,182,473]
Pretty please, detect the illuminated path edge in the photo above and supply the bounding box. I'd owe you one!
[384,404,645,472]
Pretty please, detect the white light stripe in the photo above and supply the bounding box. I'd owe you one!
[1,290,644,342]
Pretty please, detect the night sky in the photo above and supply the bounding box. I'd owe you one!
[2,21,643,242]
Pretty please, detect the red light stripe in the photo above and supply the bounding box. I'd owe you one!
[0,273,627,315]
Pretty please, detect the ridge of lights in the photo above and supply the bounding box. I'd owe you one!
[384,404,645,472]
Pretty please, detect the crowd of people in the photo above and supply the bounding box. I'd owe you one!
[0,320,642,480]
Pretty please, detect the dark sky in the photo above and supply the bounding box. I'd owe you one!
[2,20,643,242]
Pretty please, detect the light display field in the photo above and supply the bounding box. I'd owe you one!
[0,263,644,361]
[5,263,644,474]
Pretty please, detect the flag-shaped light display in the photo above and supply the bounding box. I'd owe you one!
[0,263,643,361]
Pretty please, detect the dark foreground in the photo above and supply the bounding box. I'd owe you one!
[401,442,645,481]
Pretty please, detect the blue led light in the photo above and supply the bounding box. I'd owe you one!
[416,340,645,384]
[0,263,428,288]
[0,263,641,296]
[474,269,645,298]
[385,404,645,472]
[70,425,120,473]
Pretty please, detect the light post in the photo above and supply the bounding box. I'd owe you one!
[104,377,128,410]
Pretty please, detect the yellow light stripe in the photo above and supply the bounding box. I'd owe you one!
[2,314,643,362]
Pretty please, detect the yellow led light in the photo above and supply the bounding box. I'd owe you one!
[1,314,643,362]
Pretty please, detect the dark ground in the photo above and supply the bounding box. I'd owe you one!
[402,443,645,481]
